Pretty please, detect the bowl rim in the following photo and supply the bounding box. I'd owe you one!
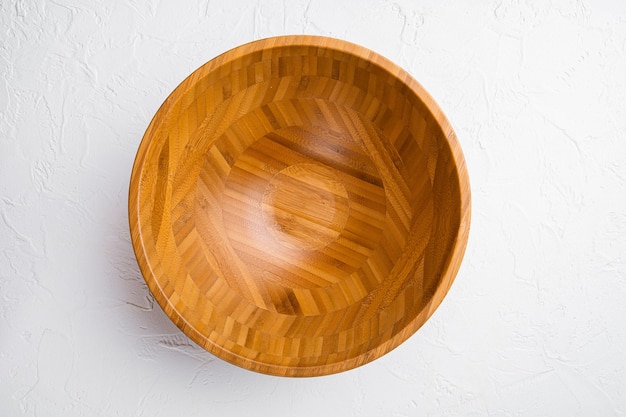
[128,35,471,377]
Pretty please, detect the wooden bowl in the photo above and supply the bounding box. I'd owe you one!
[129,36,470,376]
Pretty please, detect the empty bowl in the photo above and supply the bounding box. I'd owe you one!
[129,35,470,376]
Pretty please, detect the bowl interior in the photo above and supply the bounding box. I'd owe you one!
[129,36,470,376]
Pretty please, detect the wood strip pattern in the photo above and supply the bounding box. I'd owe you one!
[129,35,471,377]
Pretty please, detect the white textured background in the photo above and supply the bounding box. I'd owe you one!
[2,0,626,415]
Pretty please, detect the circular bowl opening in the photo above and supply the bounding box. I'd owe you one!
[129,35,470,377]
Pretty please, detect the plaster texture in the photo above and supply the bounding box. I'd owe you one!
[1,0,626,415]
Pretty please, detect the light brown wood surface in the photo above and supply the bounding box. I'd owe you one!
[128,35,471,376]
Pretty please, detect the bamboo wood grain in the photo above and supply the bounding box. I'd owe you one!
[128,35,471,377]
